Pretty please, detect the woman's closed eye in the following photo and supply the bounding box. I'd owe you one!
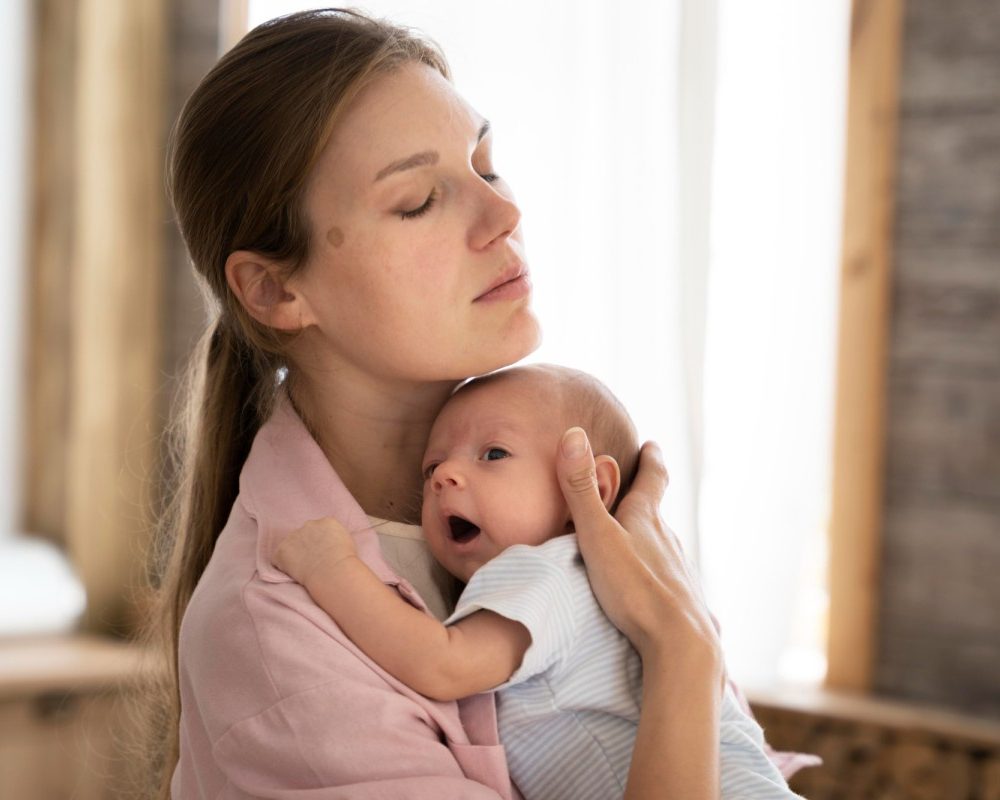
[400,189,438,220]
[398,173,501,220]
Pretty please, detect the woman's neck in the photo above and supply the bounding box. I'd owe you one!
[288,364,458,524]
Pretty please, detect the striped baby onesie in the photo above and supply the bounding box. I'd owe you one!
[445,534,803,800]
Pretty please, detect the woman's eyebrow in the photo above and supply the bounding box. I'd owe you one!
[372,120,491,183]
[374,150,438,182]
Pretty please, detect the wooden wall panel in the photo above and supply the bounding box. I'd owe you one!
[750,690,1000,799]
[24,1,79,544]
[64,0,167,634]
[25,0,221,636]
[875,0,1000,717]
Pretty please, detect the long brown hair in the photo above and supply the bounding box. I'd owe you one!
[137,10,448,798]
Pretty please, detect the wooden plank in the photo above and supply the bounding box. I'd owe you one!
[826,0,906,690]
[66,0,166,634]
[0,635,146,699]
[750,687,1000,799]
[23,0,79,546]
[747,685,1000,748]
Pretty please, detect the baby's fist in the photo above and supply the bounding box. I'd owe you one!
[272,517,357,587]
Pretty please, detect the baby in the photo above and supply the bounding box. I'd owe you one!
[273,364,803,799]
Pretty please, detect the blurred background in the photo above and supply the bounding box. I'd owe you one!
[1,0,998,798]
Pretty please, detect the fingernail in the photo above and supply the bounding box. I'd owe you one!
[562,427,588,458]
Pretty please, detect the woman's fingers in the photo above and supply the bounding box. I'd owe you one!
[624,441,670,513]
[555,427,615,533]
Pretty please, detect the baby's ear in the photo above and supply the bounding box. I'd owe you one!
[594,455,622,512]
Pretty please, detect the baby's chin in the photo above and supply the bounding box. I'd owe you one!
[447,552,485,585]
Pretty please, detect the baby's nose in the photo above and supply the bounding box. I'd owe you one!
[431,460,465,492]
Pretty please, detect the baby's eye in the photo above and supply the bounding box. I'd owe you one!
[483,447,510,462]
[422,463,438,480]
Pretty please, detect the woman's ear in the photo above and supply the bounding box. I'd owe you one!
[594,455,622,512]
[224,250,313,331]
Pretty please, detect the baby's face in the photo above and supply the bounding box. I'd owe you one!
[421,377,569,582]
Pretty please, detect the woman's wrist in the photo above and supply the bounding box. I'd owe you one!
[626,630,724,800]
[640,628,724,694]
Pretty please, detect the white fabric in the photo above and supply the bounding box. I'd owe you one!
[369,516,457,622]
[446,535,803,800]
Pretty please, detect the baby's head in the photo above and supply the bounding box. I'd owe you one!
[421,364,639,582]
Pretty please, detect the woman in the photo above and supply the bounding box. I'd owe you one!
[146,9,766,799]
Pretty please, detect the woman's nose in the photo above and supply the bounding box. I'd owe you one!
[469,180,521,250]
[431,460,466,493]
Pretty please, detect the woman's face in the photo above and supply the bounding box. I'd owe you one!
[291,62,541,383]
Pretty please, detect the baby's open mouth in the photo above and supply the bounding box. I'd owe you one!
[448,515,481,544]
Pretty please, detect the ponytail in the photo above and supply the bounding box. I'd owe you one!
[167,315,269,627]
[135,314,278,799]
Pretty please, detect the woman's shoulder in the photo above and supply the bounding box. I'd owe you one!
[237,394,396,585]
[181,495,367,681]
[176,552,505,795]
[178,509,416,731]
[176,495,433,724]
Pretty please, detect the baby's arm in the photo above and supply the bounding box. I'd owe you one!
[273,518,530,702]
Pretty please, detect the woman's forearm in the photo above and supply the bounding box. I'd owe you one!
[625,642,724,800]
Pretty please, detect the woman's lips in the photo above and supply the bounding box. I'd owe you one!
[474,273,531,303]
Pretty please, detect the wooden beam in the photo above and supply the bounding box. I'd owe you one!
[826,0,906,690]
[66,0,166,633]
[24,1,78,545]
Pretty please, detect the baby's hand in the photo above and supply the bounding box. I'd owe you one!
[272,517,357,587]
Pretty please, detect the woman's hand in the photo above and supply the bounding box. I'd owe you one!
[272,517,358,589]
[558,427,726,798]
[556,427,721,671]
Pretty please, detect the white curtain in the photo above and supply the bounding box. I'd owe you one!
[248,0,848,687]
[699,0,849,686]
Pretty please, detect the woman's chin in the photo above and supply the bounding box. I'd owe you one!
[476,314,542,375]
[384,312,542,383]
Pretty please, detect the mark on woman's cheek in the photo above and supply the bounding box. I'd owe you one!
[326,225,346,247]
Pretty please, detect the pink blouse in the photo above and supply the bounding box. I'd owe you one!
[171,396,519,799]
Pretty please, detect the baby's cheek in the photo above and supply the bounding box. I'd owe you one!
[420,491,436,526]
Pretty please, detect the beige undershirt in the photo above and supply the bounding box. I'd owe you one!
[368,516,458,622]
